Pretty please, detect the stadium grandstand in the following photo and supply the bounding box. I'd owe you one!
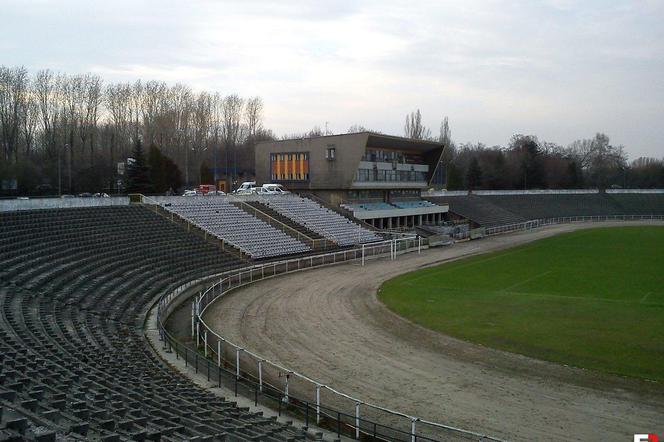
[255,132,450,229]
[152,193,382,251]
[426,190,664,228]
[1,188,663,441]
[0,204,320,441]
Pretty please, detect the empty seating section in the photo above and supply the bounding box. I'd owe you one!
[486,194,623,219]
[243,200,324,240]
[341,200,440,211]
[342,202,395,211]
[428,195,527,227]
[262,196,382,246]
[391,200,436,209]
[0,206,305,441]
[161,197,311,259]
[429,193,664,227]
[608,193,664,215]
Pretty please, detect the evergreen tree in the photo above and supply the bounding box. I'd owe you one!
[446,163,464,190]
[465,157,483,190]
[200,161,213,184]
[126,139,153,194]
[148,144,166,192]
[146,143,183,193]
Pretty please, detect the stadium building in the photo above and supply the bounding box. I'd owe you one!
[255,132,450,229]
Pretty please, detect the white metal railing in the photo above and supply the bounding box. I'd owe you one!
[483,214,664,236]
[172,237,503,442]
[156,214,664,441]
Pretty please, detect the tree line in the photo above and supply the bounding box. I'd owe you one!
[0,65,274,195]
[401,109,664,190]
[2,64,662,196]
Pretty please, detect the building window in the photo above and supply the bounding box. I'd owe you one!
[326,146,336,160]
[270,150,310,182]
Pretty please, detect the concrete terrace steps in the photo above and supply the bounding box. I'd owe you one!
[428,195,527,227]
[0,205,306,441]
[240,200,325,240]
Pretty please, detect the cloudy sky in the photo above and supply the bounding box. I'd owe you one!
[3,0,663,158]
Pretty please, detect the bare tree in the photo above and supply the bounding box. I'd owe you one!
[34,69,62,159]
[244,97,263,142]
[78,74,103,166]
[404,109,431,140]
[20,80,39,156]
[0,66,29,162]
[566,133,627,189]
[222,94,244,180]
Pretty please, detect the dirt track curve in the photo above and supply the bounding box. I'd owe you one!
[203,222,664,442]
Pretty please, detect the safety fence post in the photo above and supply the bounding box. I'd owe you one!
[236,348,242,379]
[258,360,263,392]
[204,329,208,357]
[316,384,321,424]
[191,301,195,338]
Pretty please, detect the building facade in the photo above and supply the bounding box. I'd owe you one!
[255,132,449,228]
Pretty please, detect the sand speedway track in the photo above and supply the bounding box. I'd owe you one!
[203,222,664,442]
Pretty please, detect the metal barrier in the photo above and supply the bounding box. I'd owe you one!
[155,215,664,441]
[483,215,664,236]
[156,237,505,442]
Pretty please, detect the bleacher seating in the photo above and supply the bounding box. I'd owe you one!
[160,197,311,259]
[486,194,623,219]
[391,200,437,209]
[261,195,382,246]
[0,205,304,441]
[428,192,664,227]
[342,202,395,211]
[342,200,441,211]
[428,195,527,227]
[244,200,324,240]
[607,193,664,215]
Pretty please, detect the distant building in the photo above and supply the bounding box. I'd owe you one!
[255,132,449,228]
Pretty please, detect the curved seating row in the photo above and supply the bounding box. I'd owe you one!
[0,206,306,441]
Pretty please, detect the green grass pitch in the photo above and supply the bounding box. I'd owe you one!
[379,227,664,381]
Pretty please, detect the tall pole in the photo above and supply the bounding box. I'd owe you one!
[185,146,189,188]
[66,143,72,193]
[214,145,218,187]
[58,147,62,196]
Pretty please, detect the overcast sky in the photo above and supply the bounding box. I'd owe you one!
[2,0,663,159]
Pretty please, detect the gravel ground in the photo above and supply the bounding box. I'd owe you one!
[202,222,664,442]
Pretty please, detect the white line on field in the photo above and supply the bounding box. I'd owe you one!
[501,270,553,292]
[640,292,652,304]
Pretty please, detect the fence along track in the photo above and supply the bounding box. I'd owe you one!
[157,237,505,442]
[157,216,664,442]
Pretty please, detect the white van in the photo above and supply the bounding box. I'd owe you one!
[258,184,289,195]
[234,181,256,195]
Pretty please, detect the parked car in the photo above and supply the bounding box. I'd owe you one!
[206,190,226,195]
[233,181,256,195]
[182,190,198,197]
[257,184,289,195]
[93,193,110,198]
